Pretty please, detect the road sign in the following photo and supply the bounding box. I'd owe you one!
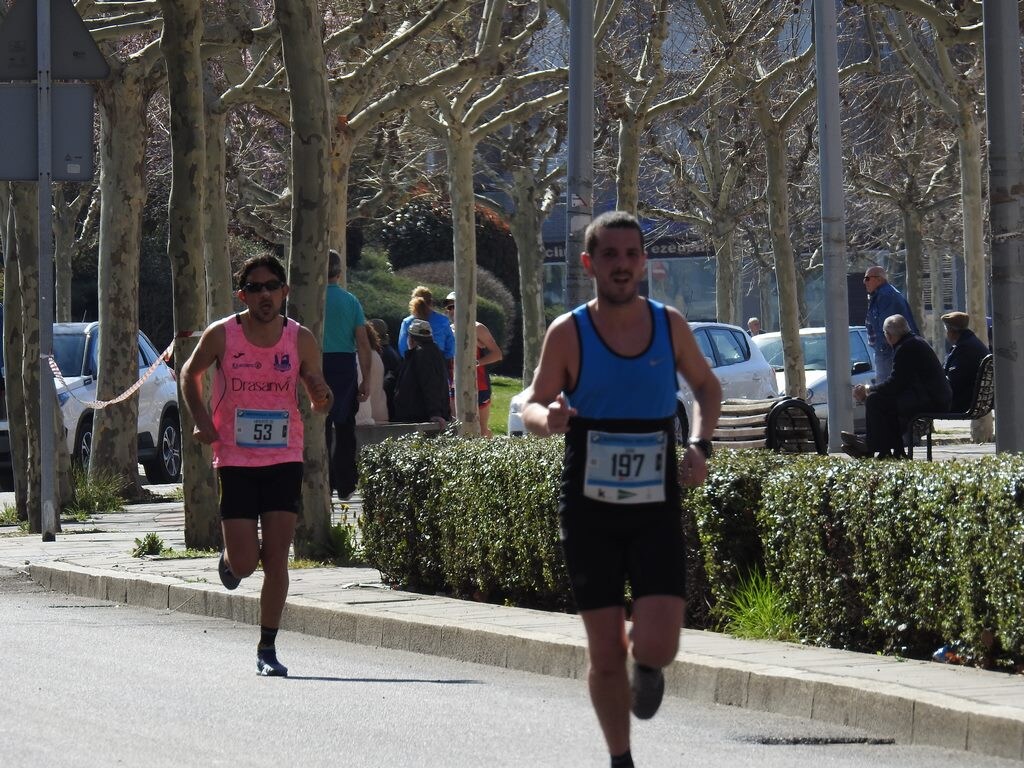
[0,0,109,81]
[0,83,94,180]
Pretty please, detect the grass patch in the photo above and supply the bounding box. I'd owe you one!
[156,547,218,559]
[131,532,166,557]
[488,374,523,437]
[0,503,20,526]
[67,466,127,516]
[716,569,799,642]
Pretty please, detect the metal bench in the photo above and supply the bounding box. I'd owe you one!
[908,353,994,461]
[354,421,444,451]
[712,397,826,455]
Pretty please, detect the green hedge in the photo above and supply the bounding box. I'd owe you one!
[358,439,1024,667]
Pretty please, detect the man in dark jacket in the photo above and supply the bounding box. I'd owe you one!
[843,314,951,459]
[393,319,451,424]
[940,311,989,413]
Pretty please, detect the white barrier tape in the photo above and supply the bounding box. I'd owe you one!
[48,330,202,411]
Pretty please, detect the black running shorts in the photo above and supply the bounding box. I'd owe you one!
[558,507,687,612]
[218,462,304,520]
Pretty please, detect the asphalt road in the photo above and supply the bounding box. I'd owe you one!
[0,568,1012,768]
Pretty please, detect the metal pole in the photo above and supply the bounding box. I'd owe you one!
[813,0,852,451]
[982,0,1024,453]
[564,0,593,309]
[38,0,56,539]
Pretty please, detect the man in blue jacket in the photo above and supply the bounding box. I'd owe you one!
[864,266,918,382]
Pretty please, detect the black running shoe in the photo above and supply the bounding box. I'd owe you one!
[631,662,665,719]
[218,550,240,590]
[256,647,288,677]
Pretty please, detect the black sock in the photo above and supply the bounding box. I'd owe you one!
[610,750,634,768]
[259,626,278,650]
[636,662,658,674]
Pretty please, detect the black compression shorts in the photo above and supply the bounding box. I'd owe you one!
[558,506,686,612]
[218,462,304,520]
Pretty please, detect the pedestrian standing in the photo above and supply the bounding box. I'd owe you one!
[180,254,334,677]
[863,266,918,382]
[322,250,371,498]
[522,211,722,768]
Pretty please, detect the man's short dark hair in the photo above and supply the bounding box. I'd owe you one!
[584,211,646,255]
[237,254,287,289]
[328,249,342,279]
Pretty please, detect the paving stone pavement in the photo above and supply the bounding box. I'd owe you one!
[1,437,1022,763]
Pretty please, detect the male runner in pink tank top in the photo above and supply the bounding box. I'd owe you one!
[181,255,334,677]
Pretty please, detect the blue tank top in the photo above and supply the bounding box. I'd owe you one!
[566,299,678,420]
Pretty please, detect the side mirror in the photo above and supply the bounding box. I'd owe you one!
[852,361,871,375]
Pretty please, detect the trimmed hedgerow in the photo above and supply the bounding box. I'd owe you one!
[359,437,1024,667]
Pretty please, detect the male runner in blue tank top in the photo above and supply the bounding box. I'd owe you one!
[523,211,722,768]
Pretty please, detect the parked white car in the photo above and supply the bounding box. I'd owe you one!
[507,321,779,437]
[0,322,182,487]
[751,326,874,434]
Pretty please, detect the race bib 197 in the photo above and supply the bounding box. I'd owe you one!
[235,408,289,448]
[582,430,667,505]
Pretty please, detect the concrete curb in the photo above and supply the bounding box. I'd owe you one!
[25,561,1024,762]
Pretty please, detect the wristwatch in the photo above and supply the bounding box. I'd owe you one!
[687,437,713,460]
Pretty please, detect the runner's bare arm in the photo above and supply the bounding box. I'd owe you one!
[354,324,372,401]
[476,322,503,367]
[522,314,578,436]
[180,323,226,444]
[298,326,334,414]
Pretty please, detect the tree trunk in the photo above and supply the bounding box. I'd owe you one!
[203,76,234,320]
[53,185,88,323]
[329,118,354,286]
[92,71,146,498]
[615,115,641,215]
[276,0,333,558]
[4,189,29,522]
[927,248,946,354]
[509,166,546,385]
[10,183,43,531]
[761,126,805,397]
[712,220,739,325]
[161,0,219,546]
[902,206,925,333]
[447,124,480,437]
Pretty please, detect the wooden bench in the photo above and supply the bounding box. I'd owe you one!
[354,421,443,451]
[908,353,994,461]
[713,397,826,455]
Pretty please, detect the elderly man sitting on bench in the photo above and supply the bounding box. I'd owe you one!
[842,314,951,459]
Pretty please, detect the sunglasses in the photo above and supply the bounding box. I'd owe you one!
[242,280,284,294]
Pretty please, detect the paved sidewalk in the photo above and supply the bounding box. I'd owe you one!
[0,458,1020,762]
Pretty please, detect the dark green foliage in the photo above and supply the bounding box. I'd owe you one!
[375,197,520,300]
[359,440,1024,667]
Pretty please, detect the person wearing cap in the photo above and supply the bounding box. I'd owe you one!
[397,286,455,361]
[392,318,451,424]
[863,266,918,383]
[444,291,503,437]
[941,311,988,413]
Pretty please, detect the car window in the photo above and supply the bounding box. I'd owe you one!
[849,330,871,366]
[139,333,159,367]
[53,333,88,377]
[693,328,716,366]
[755,337,783,370]
[802,335,827,371]
[707,327,748,368]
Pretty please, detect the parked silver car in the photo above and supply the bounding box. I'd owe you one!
[751,326,874,434]
[507,321,780,437]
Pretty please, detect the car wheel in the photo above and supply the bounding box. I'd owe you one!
[143,412,182,484]
[73,415,93,470]
[673,400,690,446]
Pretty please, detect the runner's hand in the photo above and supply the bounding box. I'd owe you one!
[680,447,707,487]
[545,393,576,434]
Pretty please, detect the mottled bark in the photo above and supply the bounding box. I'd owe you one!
[161,0,218,548]
[3,190,28,522]
[902,206,924,329]
[276,0,332,558]
[328,121,353,286]
[615,116,641,215]
[53,185,90,323]
[10,183,43,531]
[712,221,740,325]
[447,125,480,436]
[93,70,146,497]
[203,74,234,320]
[508,167,547,386]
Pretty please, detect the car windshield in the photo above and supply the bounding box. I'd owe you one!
[755,334,828,371]
[53,333,88,377]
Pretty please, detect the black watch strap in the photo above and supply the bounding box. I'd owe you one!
[687,437,713,459]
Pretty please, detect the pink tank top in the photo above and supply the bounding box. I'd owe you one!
[211,314,304,468]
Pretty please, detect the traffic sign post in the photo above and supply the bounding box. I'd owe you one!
[0,0,108,539]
